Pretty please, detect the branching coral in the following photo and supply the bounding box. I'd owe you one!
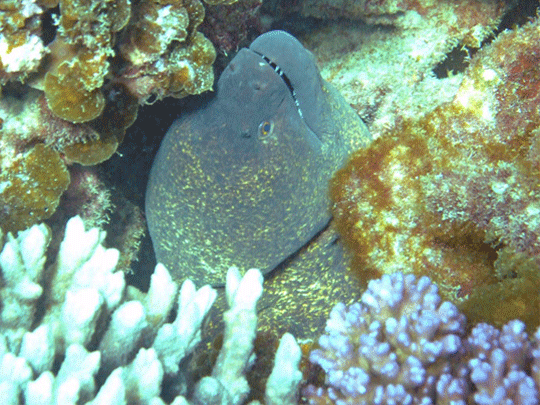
[0,216,302,404]
[330,15,540,331]
[304,272,540,404]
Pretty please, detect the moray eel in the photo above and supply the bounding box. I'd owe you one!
[146,30,371,288]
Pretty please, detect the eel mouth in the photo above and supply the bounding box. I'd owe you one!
[251,49,323,146]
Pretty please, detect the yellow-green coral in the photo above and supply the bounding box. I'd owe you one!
[163,31,216,98]
[119,0,195,65]
[56,0,131,45]
[461,249,540,331]
[42,0,128,123]
[0,143,70,233]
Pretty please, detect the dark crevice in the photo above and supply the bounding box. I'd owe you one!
[433,0,539,78]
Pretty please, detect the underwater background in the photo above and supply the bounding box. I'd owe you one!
[2,0,540,403]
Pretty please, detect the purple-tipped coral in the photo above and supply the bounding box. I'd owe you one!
[304,273,540,404]
[466,321,537,405]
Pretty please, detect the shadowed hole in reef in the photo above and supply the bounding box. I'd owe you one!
[432,45,470,78]
[433,0,540,78]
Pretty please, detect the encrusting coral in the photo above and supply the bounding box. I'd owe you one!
[0,217,302,405]
[304,272,540,404]
[330,14,540,332]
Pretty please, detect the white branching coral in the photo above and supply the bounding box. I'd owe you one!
[0,222,49,345]
[265,332,303,405]
[153,274,217,376]
[0,217,302,404]
[192,267,263,405]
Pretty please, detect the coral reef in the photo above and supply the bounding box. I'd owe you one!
[0,0,517,236]
[0,143,70,233]
[3,4,540,403]
[41,0,225,119]
[300,0,509,139]
[304,272,540,404]
[0,0,47,85]
[330,15,540,331]
[0,217,302,404]
[200,0,263,57]
[301,0,505,36]
[0,0,241,233]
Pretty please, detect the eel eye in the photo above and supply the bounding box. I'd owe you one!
[258,120,274,138]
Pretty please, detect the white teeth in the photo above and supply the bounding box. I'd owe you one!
[260,54,304,119]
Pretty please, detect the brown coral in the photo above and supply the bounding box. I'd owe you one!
[118,1,216,102]
[41,0,130,123]
[0,143,70,233]
[1,0,244,233]
[331,16,540,332]
[119,0,194,65]
[61,83,139,165]
[44,49,108,123]
[164,31,216,98]
[56,0,130,45]
[39,0,223,122]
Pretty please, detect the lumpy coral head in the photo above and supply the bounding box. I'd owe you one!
[145,30,371,286]
[329,16,540,331]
